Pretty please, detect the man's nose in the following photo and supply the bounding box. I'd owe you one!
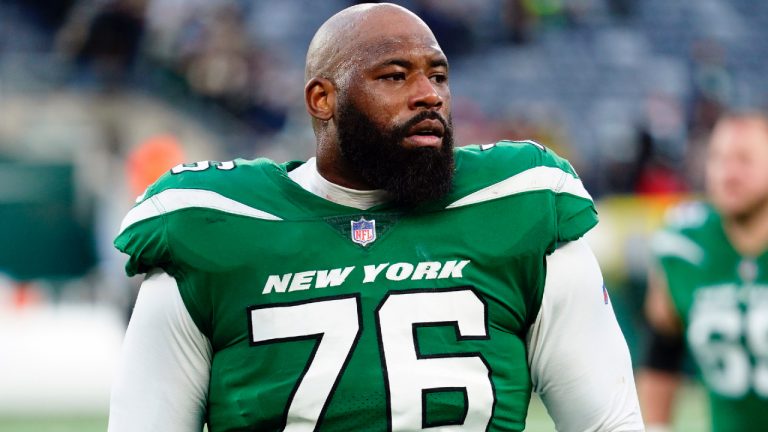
[408,75,443,110]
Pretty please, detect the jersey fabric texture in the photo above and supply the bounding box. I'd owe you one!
[652,202,768,432]
[115,141,597,432]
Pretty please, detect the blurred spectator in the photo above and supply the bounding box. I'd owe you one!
[180,4,250,102]
[522,0,567,29]
[606,0,635,20]
[413,0,475,56]
[688,39,731,137]
[14,0,77,35]
[151,2,293,142]
[633,92,690,195]
[58,0,147,89]
[502,0,535,44]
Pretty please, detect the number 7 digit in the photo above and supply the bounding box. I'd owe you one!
[248,295,362,431]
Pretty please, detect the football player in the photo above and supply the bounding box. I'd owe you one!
[108,3,643,431]
[639,112,768,432]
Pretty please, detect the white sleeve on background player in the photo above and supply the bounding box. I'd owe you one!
[108,271,211,432]
[527,239,645,432]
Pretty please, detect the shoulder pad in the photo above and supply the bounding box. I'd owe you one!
[663,201,710,229]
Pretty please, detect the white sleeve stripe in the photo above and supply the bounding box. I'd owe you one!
[445,166,592,209]
[118,188,283,234]
[651,230,704,264]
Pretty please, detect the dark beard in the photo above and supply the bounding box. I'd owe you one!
[336,102,455,207]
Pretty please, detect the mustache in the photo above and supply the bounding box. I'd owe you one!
[397,111,450,137]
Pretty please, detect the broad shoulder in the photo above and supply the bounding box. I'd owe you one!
[447,140,596,245]
[651,200,718,265]
[119,157,294,238]
[455,140,578,181]
[448,140,588,206]
[661,200,716,233]
[138,158,285,202]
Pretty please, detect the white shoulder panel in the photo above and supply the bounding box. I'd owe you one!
[446,166,592,209]
[650,230,705,265]
[119,188,283,234]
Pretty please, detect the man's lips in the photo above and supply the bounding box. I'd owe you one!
[404,119,445,148]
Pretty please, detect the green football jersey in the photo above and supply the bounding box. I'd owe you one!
[653,202,768,432]
[115,141,597,431]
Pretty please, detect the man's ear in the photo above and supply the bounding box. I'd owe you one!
[305,77,335,121]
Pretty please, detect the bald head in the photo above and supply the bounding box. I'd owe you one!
[303,3,453,202]
[305,3,439,84]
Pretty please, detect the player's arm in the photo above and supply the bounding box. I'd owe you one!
[636,265,685,432]
[108,270,212,432]
[527,239,645,432]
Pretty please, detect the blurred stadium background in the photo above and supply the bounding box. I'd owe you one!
[1,0,766,430]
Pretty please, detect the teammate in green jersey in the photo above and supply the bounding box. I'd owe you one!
[639,113,768,432]
[108,3,643,431]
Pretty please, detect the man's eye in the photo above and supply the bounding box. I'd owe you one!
[431,74,448,84]
[380,73,406,81]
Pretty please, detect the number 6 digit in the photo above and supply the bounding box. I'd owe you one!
[377,288,494,430]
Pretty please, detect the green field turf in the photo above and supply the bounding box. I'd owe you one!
[0,416,106,432]
[0,383,708,432]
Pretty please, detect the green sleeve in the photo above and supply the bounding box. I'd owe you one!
[556,194,599,243]
[544,147,598,243]
[114,215,172,277]
[113,175,175,277]
[111,161,213,277]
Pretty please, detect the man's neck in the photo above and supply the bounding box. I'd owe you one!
[315,145,373,191]
[723,201,768,257]
[288,157,389,210]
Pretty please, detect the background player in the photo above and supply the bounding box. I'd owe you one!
[639,112,768,431]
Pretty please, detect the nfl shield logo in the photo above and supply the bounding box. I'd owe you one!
[351,217,376,246]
